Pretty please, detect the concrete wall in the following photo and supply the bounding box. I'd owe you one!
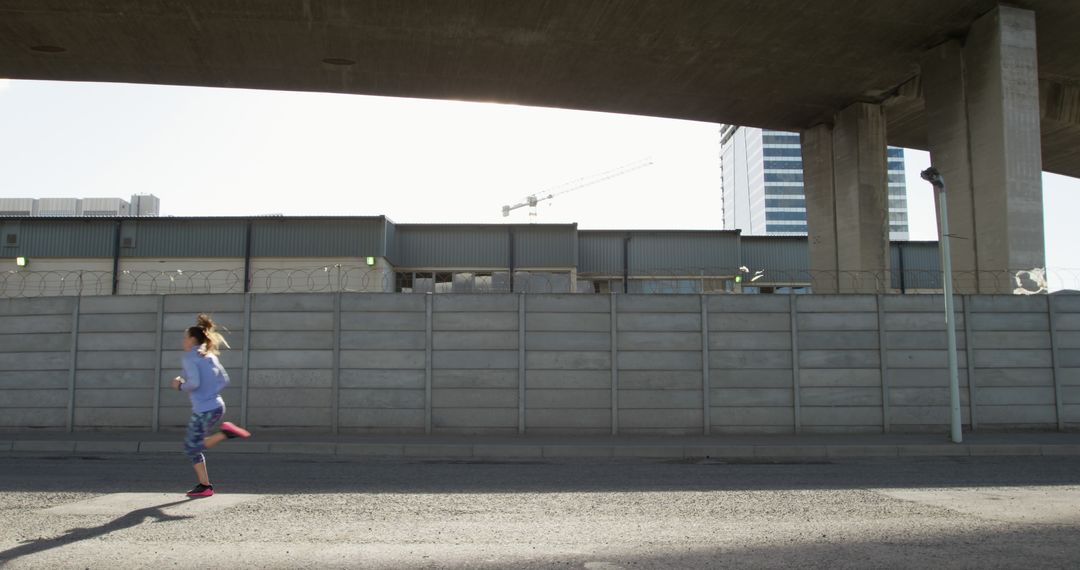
[1,293,1076,434]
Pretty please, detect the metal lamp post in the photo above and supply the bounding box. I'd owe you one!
[920,167,962,444]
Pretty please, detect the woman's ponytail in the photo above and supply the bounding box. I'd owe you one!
[187,313,230,355]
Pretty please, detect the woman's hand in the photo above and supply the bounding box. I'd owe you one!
[171,377,185,391]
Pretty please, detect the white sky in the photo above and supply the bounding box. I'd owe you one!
[0,79,1077,285]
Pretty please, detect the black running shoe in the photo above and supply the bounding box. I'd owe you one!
[186,483,214,498]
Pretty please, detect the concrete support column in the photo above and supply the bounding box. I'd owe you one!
[922,6,1045,294]
[801,103,890,294]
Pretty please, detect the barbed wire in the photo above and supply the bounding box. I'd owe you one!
[2,266,1078,297]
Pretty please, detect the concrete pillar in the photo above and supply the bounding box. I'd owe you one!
[922,6,1045,294]
[801,103,891,293]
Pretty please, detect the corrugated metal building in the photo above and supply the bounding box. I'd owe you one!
[0,216,942,296]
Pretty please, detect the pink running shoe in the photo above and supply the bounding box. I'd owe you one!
[186,483,214,498]
[220,422,251,439]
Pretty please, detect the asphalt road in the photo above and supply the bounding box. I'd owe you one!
[1,453,1078,569]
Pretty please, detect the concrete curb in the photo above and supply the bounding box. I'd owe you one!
[4,439,1080,460]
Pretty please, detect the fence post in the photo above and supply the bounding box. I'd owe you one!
[425,293,433,435]
[66,296,81,433]
[701,294,710,435]
[240,292,252,428]
[962,294,978,431]
[789,293,801,435]
[611,293,619,435]
[332,292,342,435]
[152,295,164,432]
[518,293,526,434]
[878,294,890,433]
[1048,295,1064,432]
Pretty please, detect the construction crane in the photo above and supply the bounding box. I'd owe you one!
[502,158,653,220]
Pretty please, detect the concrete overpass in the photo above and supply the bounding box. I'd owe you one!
[1,1,1078,293]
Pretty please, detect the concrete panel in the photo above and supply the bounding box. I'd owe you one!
[526,370,611,389]
[526,295,610,313]
[973,349,1051,368]
[887,350,968,369]
[618,351,701,371]
[250,312,333,331]
[340,330,427,350]
[711,407,793,426]
[977,387,1056,406]
[1052,296,1080,313]
[1056,314,1080,331]
[709,331,790,350]
[252,293,335,312]
[74,388,153,407]
[0,370,69,389]
[433,312,517,331]
[0,352,71,371]
[77,350,157,370]
[526,409,610,429]
[338,409,425,428]
[970,295,1047,313]
[76,332,157,351]
[0,314,72,334]
[432,369,517,389]
[433,388,517,408]
[711,388,793,407]
[339,350,425,369]
[617,295,701,313]
[163,294,246,313]
[799,331,879,350]
[433,295,517,312]
[79,313,157,333]
[526,332,609,351]
[800,407,883,427]
[800,350,880,368]
[433,350,517,369]
[525,389,610,408]
[0,333,74,352]
[1059,332,1080,349]
[0,296,75,316]
[249,350,333,369]
[707,295,791,313]
[338,369,426,389]
[74,407,152,428]
[0,408,65,427]
[890,388,957,406]
[0,389,68,407]
[526,351,611,370]
[711,369,795,389]
[801,387,882,406]
[247,407,332,427]
[887,408,965,428]
[800,368,883,387]
[248,388,331,407]
[971,313,1049,331]
[886,331,968,350]
[709,350,792,369]
[249,369,333,388]
[339,389,425,409]
[251,331,335,350]
[798,313,877,331]
[79,296,159,314]
[882,295,960,312]
[619,389,701,409]
[618,409,702,429]
[339,312,425,331]
[162,312,244,333]
[621,370,704,390]
[1058,350,1080,368]
[977,405,1057,424]
[526,312,610,332]
[435,331,518,350]
[433,408,517,428]
[618,313,700,332]
[160,350,242,370]
[340,294,425,312]
[885,313,962,331]
[889,369,972,388]
[618,332,700,351]
[797,295,877,312]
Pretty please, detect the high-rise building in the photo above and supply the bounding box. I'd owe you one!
[0,194,160,216]
[719,126,909,240]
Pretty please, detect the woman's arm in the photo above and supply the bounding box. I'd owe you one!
[179,355,201,392]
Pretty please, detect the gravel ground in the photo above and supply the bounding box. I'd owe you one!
[1,454,1078,569]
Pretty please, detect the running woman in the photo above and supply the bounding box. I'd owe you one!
[171,313,251,497]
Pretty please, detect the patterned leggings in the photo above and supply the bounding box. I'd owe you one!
[184,406,224,464]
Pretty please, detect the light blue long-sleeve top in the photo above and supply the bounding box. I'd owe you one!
[180,346,230,413]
